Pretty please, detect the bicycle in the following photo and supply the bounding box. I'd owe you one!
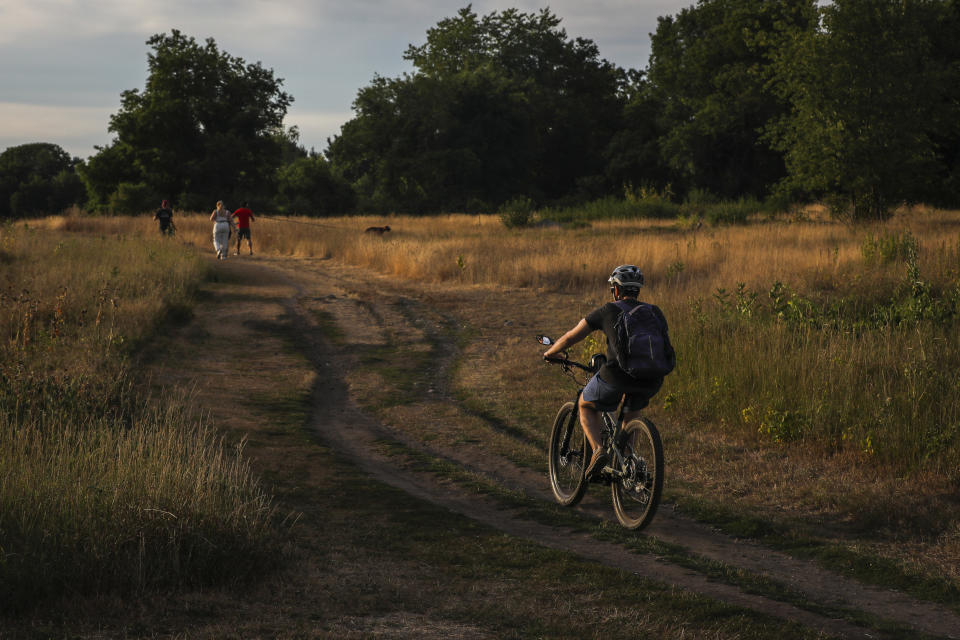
[538,335,664,530]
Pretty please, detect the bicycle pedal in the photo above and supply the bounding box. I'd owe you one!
[589,466,614,483]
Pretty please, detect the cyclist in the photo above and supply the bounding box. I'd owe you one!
[542,265,675,479]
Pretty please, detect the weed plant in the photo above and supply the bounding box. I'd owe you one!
[0,220,278,613]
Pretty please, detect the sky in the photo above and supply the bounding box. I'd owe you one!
[0,1,693,161]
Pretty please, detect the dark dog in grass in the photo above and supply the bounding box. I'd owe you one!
[364,225,391,235]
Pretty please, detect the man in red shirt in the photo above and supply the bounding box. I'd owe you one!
[232,202,255,255]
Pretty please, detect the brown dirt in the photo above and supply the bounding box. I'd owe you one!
[111,255,960,638]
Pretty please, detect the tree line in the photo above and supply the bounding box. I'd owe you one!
[2,0,959,221]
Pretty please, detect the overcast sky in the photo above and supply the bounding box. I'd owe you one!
[0,1,693,160]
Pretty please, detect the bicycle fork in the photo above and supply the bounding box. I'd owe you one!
[559,393,582,463]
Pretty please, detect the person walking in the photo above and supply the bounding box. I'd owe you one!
[232,201,255,255]
[210,200,233,259]
[153,200,174,236]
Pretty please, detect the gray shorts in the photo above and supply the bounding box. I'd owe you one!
[582,374,649,412]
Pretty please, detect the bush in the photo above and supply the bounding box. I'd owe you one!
[499,196,536,228]
[680,195,762,226]
[542,194,680,224]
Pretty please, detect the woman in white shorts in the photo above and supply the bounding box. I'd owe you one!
[210,200,232,259]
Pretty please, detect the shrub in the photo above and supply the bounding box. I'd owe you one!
[499,196,536,228]
[861,231,919,264]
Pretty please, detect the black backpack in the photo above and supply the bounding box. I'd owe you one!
[612,300,675,379]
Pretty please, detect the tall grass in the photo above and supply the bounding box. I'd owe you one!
[0,219,278,613]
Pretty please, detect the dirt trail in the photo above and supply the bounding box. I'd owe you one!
[177,255,960,639]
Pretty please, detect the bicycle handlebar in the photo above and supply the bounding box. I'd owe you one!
[543,354,594,373]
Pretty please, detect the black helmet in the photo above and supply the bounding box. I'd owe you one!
[608,264,644,292]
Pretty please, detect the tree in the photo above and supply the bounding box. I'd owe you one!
[82,30,292,212]
[646,0,818,199]
[0,143,85,218]
[920,0,960,207]
[768,0,953,219]
[329,68,538,212]
[602,71,673,196]
[275,153,357,215]
[327,6,625,212]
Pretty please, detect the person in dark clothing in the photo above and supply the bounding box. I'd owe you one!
[542,264,675,479]
[154,200,174,235]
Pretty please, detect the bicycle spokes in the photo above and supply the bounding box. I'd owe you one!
[548,402,590,506]
[620,454,652,502]
[611,418,664,530]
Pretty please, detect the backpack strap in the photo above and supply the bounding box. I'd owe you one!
[615,299,645,317]
[616,299,666,331]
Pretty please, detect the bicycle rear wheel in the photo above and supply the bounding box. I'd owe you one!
[548,401,590,506]
[611,417,663,530]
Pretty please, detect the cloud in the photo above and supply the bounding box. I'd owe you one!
[0,0,436,48]
[0,102,114,157]
[0,1,694,158]
[284,108,354,151]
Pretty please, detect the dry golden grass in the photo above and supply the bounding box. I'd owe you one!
[121,206,958,299]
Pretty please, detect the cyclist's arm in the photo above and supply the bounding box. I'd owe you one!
[543,318,592,358]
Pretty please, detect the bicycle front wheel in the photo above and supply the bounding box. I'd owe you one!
[548,401,590,506]
[611,417,664,530]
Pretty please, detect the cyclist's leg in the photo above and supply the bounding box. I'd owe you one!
[581,374,624,475]
[577,397,604,451]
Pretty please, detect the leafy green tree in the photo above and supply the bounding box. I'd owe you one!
[646,0,818,199]
[920,0,960,207]
[330,69,537,212]
[83,30,292,212]
[768,0,953,219]
[602,71,673,196]
[77,143,142,210]
[0,143,85,218]
[275,153,356,215]
[328,6,625,212]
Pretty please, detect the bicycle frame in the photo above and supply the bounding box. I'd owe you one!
[549,356,630,484]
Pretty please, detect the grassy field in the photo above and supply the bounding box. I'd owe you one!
[5,205,960,626]
[0,221,279,612]
[166,204,959,580]
[138,205,960,475]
